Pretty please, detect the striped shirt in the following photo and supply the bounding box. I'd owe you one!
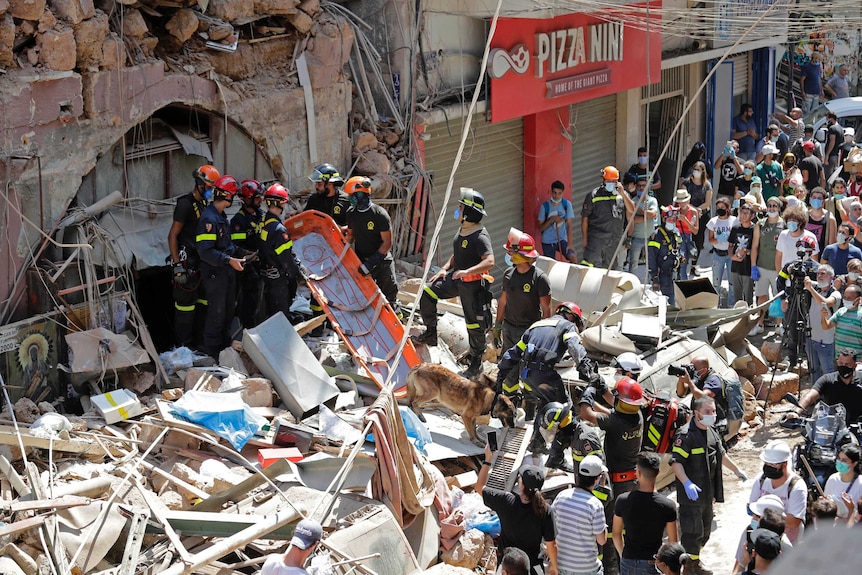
[551,487,605,573]
[828,306,862,358]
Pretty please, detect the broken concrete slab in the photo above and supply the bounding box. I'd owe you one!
[208,0,253,22]
[165,8,198,42]
[64,327,149,375]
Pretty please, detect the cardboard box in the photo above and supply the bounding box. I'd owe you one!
[844,146,862,174]
[258,447,303,468]
[91,389,143,424]
[673,278,719,311]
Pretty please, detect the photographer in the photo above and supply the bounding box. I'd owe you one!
[803,266,840,383]
[778,236,819,369]
[675,356,742,438]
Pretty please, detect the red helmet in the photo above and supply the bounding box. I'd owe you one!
[601,166,620,181]
[212,175,239,201]
[194,164,220,188]
[265,183,289,204]
[796,236,816,251]
[239,179,263,202]
[615,376,647,406]
[503,228,539,258]
[556,301,582,320]
[344,176,372,195]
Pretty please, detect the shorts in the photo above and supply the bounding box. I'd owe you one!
[754,267,779,298]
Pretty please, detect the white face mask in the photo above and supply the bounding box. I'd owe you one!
[849,272,859,281]
[838,232,848,244]
[699,413,716,427]
[691,170,702,180]
[844,299,857,309]
[767,209,779,218]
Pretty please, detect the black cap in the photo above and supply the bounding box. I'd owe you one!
[752,528,781,560]
[519,465,545,491]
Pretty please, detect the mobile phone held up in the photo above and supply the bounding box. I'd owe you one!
[488,430,498,452]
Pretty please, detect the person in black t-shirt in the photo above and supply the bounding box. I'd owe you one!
[305,163,350,227]
[613,452,678,575]
[796,350,862,423]
[729,204,760,305]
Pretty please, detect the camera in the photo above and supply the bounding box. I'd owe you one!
[668,364,696,377]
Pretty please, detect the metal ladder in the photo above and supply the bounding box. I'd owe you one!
[485,425,532,492]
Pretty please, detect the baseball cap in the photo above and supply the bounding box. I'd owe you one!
[760,440,792,464]
[579,454,608,477]
[803,140,816,151]
[290,519,323,550]
[762,144,779,156]
[751,528,782,560]
[519,465,545,491]
[750,494,785,516]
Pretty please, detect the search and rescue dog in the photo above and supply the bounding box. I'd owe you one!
[406,363,515,442]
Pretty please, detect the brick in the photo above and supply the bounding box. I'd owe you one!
[208,0,253,23]
[38,26,76,71]
[165,8,198,43]
[253,0,298,16]
[100,32,124,70]
[120,7,147,38]
[0,13,13,67]
[73,9,107,68]
[49,0,94,25]
[10,0,46,21]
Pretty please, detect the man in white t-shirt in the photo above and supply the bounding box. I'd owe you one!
[261,519,323,575]
[707,196,738,306]
[748,440,808,544]
[775,204,820,271]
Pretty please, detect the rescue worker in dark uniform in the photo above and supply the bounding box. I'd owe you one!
[497,302,596,470]
[579,375,647,575]
[648,207,684,304]
[413,188,495,378]
[494,228,552,419]
[343,176,400,315]
[168,164,219,348]
[306,163,350,227]
[230,179,264,329]
[259,183,303,322]
[536,401,606,478]
[196,175,246,358]
[670,396,747,575]
[581,165,636,269]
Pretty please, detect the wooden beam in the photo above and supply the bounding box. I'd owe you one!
[0,426,121,457]
[0,495,91,513]
[0,516,47,538]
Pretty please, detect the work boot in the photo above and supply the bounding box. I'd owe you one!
[528,433,548,455]
[688,560,713,575]
[462,355,483,379]
[524,397,537,422]
[411,328,437,346]
[546,449,574,473]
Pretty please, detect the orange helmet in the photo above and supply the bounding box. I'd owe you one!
[616,376,647,406]
[194,165,220,188]
[601,166,620,181]
[503,228,539,258]
[239,179,263,202]
[265,183,289,204]
[212,175,239,201]
[344,176,372,195]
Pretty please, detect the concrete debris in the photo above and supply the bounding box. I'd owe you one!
[165,8,199,43]
[37,25,76,71]
[49,0,94,25]
[208,0,253,23]
[9,0,46,21]
[120,7,148,38]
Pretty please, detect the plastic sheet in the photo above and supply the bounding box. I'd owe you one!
[159,347,195,376]
[399,406,432,455]
[169,390,266,450]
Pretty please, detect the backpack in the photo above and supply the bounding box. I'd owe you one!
[720,374,745,422]
[641,390,691,453]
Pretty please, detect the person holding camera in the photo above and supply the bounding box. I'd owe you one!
[802,266,840,383]
[675,356,743,438]
[715,140,743,199]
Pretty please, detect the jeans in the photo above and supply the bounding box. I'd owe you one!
[560,565,603,575]
[543,239,570,260]
[807,339,835,383]
[732,273,754,305]
[626,236,647,282]
[620,558,658,575]
[803,92,820,114]
[679,234,695,280]
[712,252,734,306]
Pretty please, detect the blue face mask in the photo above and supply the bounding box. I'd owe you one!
[665,222,677,233]
[836,460,852,474]
[810,198,823,210]
[453,207,462,221]
[638,156,648,166]
[835,193,846,200]
[750,519,759,530]
[787,221,799,232]
[504,253,514,267]
[203,187,214,201]
[744,168,753,176]
[605,182,617,193]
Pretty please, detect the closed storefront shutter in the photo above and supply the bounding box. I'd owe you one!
[732,52,750,97]
[570,94,618,252]
[423,115,524,289]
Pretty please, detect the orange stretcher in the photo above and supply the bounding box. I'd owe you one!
[285,210,420,398]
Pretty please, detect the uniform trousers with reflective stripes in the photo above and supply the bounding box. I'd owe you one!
[583,233,619,269]
[173,268,206,348]
[200,263,236,358]
[501,322,532,415]
[419,274,489,357]
[678,503,714,559]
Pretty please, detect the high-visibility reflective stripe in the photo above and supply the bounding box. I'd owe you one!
[261,230,270,241]
[592,489,609,501]
[423,286,439,300]
[532,318,560,328]
[310,303,323,311]
[231,232,247,240]
[196,233,217,242]
[274,240,293,255]
[502,382,520,393]
[516,340,527,350]
[175,303,195,312]
[592,195,618,203]
[691,447,705,454]
[561,412,573,427]
[690,555,699,561]
[672,446,689,458]
[521,382,533,391]
[580,260,594,267]
[197,299,208,306]
[778,270,789,279]
[466,323,480,329]
[563,332,577,341]
[648,241,661,248]
[648,424,661,444]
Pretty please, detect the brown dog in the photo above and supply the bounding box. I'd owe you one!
[406,363,515,442]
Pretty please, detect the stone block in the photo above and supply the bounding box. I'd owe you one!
[760,341,781,365]
[73,10,107,69]
[253,0,298,16]
[240,377,274,407]
[305,18,353,88]
[208,0,253,23]
[13,397,40,423]
[159,490,184,510]
[49,0,94,24]
[298,0,319,16]
[354,131,377,152]
[38,26,76,70]
[354,150,390,176]
[753,371,799,404]
[441,528,485,570]
[0,13,13,67]
[10,0,46,21]
[101,32,124,70]
[288,9,313,34]
[166,8,198,43]
[0,0,8,15]
[120,7,147,38]
[208,23,233,41]
[37,7,56,32]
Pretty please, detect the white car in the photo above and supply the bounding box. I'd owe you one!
[804,97,862,143]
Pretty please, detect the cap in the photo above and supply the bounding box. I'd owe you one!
[751,528,781,560]
[761,144,779,156]
[760,440,792,464]
[803,140,816,151]
[579,454,608,477]
[519,465,545,491]
[750,494,785,517]
[290,519,323,550]
[750,176,762,186]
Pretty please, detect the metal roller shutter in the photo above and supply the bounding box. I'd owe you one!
[423,115,524,291]
[732,53,749,97]
[570,94,617,251]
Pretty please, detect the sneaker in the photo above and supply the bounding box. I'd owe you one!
[776,325,785,336]
[748,324,764,336]
[411,329,438,346]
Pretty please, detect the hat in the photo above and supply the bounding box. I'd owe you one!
[750,176,762,186]
[785,196,800,207]
[761,144,779,156]
[742,194,759,207]
[750,494,785,516]
[751,528,782,560]
[290,519,323,550]
[519,465,545,491]
[674,188,691,203]
[803,140,816,151]
[760,440,792,464]
[579,454,608,477]
[845,127,856,138]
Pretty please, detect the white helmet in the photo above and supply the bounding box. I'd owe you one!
[613,352,643,376]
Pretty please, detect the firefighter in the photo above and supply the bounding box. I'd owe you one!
[306,163,350,227]
[413,188,495,378]
[536,401,607,476]
[168,164,219,348]
[581,166,636,269]
[649,206,684,304]
[196,175,246,358]
[259,183,303,322]
[230,179,264,329]
[343,176,400,315]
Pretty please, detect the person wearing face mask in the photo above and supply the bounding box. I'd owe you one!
[748,440,809,544]
[675,356,744,438]
[729,204,760,305]
[832,257,862,291]
[305,163,350,227]
[821,222,862,275]
[259,184,304,325]
[848,172,862,197]
[551,455,608,575]
[797,350,862,424]
[706,197,738,307]
[626,176,659,282]
[755,124,788,164]
[799,52,824,113]
[830,177,853,223]
[715,140,743,199]
[732,104,759,161]
[733,500,792,575]
[799,140,827,190]
[670,397,746,575]
[581,166,636,269]
[683,161,713,270]
[802,266,840,383]
[824,444,862,521]
[648,207,684,304]
[775,204,819,272]
[673,189,699,280]
[805,186,837,248]
[821,288,862,368]
[755,145,784,201]
[169,164,219,349]
[627,146,662,192]
[778,236,820,364]
[733,161,756,205]
[539,180,578,263]
[750,198,786,335]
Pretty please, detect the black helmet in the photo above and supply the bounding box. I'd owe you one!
[308,163,344,186]
[539,401,572,431]
[459,187,486,222]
